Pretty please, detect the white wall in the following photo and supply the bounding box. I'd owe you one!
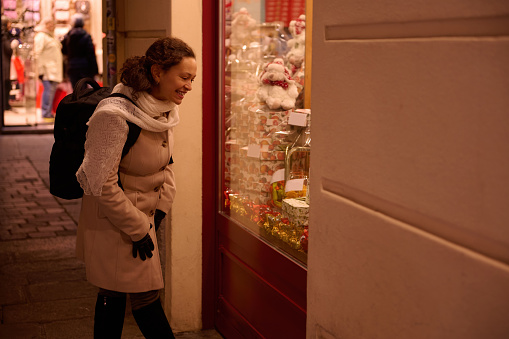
[308,1,509,338]
[168,0,203,332]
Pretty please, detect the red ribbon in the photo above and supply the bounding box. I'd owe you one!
[262,79,289,89]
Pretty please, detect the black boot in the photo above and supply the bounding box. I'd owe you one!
[94,294,126,339]
[132,299,175,339]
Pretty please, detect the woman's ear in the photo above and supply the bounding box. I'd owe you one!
[151,64,161,84]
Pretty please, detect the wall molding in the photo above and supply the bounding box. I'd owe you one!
[325,15,509,40]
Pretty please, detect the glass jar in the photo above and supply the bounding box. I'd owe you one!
[284,170,308,199]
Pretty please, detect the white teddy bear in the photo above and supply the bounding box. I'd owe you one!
[229,7,257,47]
[256,58,299,111]
[286,14,306,75]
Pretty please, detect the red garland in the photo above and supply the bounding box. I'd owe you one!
[262,79,289,89]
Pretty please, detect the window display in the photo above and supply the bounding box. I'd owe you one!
[221,2,310,264]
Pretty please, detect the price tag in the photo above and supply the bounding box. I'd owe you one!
[288,112,308,126]
[285,179,305,192]
[270,169,285,184]
[247,144,261,158]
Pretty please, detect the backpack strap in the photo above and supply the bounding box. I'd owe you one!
[109,93,142,190]
[123,121,142,158]
[73,77,102,100]
[117,121,142,190]
[106,92,142,157]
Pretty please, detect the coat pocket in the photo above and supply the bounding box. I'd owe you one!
[97,191,138,219]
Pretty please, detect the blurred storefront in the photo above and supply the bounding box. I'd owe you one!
[0,0,103,133]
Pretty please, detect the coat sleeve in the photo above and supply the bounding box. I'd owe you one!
[82,112,150,242]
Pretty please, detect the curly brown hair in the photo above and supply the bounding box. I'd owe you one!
[120,37,195,97]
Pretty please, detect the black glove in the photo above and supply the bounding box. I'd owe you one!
[132,232,154,261]
[154,209,166,232]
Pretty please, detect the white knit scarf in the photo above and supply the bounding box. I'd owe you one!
[76,83,179,196]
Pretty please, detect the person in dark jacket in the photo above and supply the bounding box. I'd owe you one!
[1,16,13,110]
[61,14,98,88]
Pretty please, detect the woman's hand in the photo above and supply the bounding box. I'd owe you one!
[132,232,154,260]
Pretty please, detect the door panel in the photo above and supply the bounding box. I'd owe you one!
[217,218,307,338]
[218,219,307,308]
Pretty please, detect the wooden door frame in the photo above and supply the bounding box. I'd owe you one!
[201,0,219,329]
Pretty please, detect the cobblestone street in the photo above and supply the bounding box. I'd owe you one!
[0,134,221,339]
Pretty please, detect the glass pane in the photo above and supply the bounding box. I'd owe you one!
[221,0,310,265]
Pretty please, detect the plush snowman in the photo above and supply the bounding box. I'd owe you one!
[229,7,257,47]
[286,14,306,75]
[257,58,299,111]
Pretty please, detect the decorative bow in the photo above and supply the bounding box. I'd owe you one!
[262,79,289,89]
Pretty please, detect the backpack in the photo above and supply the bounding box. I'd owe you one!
[49,77,141,200]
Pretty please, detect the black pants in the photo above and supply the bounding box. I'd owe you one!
[94,288,175,338]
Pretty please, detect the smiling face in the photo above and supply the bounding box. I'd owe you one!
[150,57,197,104]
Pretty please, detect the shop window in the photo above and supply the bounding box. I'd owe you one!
[221,0,310,264]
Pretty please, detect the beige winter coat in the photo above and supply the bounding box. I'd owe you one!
[34,29,63,82]
[76,86,178,293]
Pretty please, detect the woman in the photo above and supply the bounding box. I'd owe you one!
[61,13,98,88]
[34,17,63,119]
[76,37,197,338]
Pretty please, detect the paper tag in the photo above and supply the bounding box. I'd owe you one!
[295,108,311,114]
[247,144,261,158]
[270,169,285,184]
[285,179,305,192]
[288,112,308,126]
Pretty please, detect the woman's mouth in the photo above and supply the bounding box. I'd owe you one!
[176,91,186,99]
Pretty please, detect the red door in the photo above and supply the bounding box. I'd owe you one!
[202,1,308,337]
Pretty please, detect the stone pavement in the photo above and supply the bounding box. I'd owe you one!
[0,134,223,339]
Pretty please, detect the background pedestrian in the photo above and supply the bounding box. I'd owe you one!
[61,13,98,88]
[34,16,63,119]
